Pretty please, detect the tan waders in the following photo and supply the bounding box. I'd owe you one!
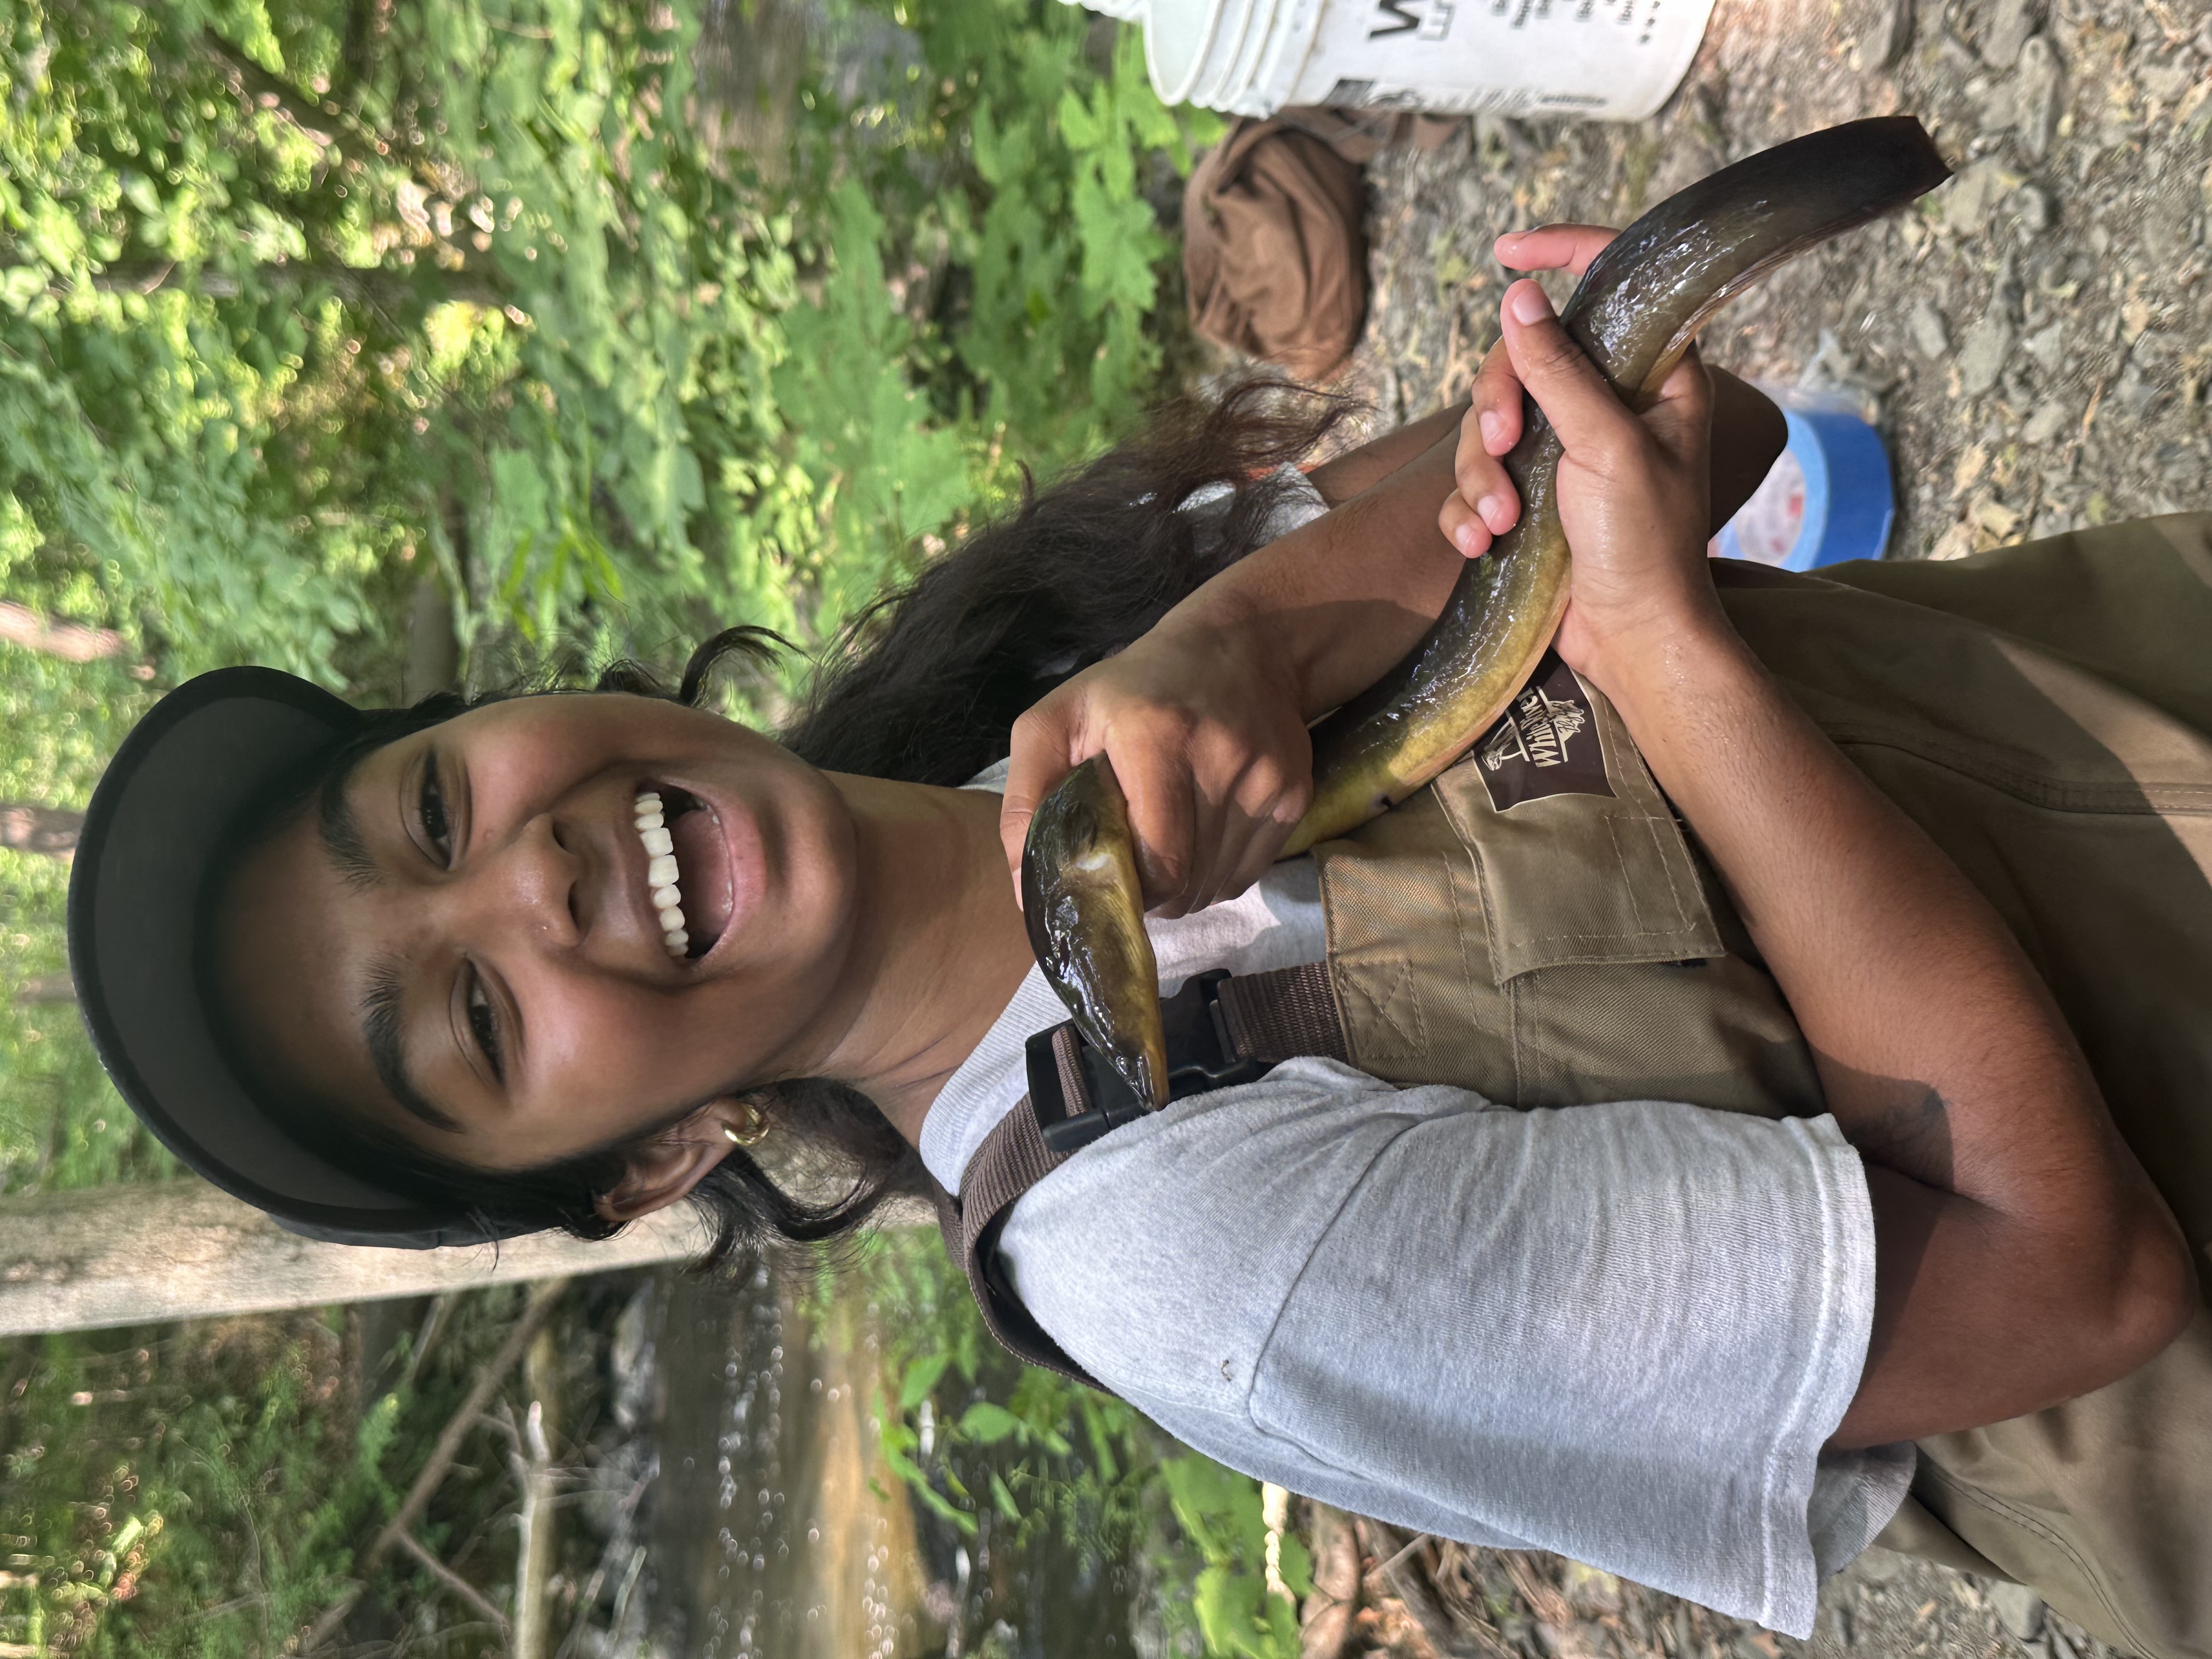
[941,516,2212,1657]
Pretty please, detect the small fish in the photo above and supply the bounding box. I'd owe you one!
[1026,117,1953,1103]
[1021,756,1168,1107]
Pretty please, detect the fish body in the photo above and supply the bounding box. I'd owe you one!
[1020,757,1168,1107]
[1287,115,1951,853]
[1026,117,1952,1103]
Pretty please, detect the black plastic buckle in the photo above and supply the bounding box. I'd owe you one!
[1028,970,1270,1156]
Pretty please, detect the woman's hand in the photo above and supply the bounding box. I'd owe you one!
[1494,275,1723,680]
[1437,224,1619,559]
[1000,618,1314,918]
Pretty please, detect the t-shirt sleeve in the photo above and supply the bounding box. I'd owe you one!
[996,1058,1893,1637]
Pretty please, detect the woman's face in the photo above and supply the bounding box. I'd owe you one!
[216,693,862,1171]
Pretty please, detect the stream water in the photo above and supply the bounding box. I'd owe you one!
[607,1260,1150,1659]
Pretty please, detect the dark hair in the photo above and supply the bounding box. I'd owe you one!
[252,380,1350,1265]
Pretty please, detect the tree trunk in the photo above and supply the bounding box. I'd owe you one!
[13,973,76,1005]
[0,605,123,663]
[403,573,460,701]
[0,1181,933,1335]
[0,1183,697,1335]
[511,1328,561,1659]
[0,803,84,859]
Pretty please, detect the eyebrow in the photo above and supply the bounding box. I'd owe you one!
[319,775,383,889]
[362,960,464,1135]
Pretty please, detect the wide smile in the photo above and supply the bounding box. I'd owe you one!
[633,785,736,961]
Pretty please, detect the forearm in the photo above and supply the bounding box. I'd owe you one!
[1307,402,1468,505]
[1157,367,1787,721]
[1593,623,2192,1435]
[1152,435,1469,721]
[1604,626,2090,1180]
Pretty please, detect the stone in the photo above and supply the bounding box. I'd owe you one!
[2024,399,2072,444]
[2012,35,2064,160]
[1946,160,2018,237]
[2010,183,2053,232]
[1989,1582,2045,1641]
[1982,0,2041,67]
[1959,314,2015,397]
[2023,319,2067,372]
[2115,359,2169,419]
[1911,297,1951,358]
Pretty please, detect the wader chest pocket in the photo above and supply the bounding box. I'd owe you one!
[1429,664,1725,984]
[1308,667,1824,1113]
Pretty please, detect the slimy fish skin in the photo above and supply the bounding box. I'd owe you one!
[1286,115,1951,853]
[1021,756,1168,1107]
[1025,117,1952,1103]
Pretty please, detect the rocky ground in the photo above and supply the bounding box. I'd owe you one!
[1288,1505,2115,1659]
[1305,0,2210,1655]
[1344,0,2211,558]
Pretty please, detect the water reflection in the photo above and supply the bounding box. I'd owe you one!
[634,1256,1140,1659]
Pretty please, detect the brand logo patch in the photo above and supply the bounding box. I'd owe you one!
[1475,651,1615,811]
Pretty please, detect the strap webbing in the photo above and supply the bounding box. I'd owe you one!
[935,960,1348,1383]
[1217,962,1348,1064]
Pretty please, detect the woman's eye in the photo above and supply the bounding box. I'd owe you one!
[419,761,453,862]
[467,971,504,1081]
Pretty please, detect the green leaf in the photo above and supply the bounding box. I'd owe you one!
[900,1352,950,1412]
[958,1401,1021,1445]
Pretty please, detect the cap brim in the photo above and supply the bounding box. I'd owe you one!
[69,667,498,1248]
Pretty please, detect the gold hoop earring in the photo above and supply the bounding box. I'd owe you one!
[721,1106,770,1148]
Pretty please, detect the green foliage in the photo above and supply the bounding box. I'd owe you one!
[850,1228,1292,1659]
[0,1288,584,1657]
[0,0,1217,1194]
[1161,1455,1313,1659]
[0,0,1234,1647]
[0,1315,371,1657]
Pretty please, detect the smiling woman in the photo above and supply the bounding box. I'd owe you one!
[64,346,2212,1659]
[76,383,1344,1258]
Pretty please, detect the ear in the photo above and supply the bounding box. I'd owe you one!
[593,1102,749,1225]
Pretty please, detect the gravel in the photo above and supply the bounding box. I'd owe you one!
[1341,0,2212,562]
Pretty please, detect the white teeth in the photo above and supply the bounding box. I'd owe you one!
[636,789,691,958]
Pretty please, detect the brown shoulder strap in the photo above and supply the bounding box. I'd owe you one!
[936,962,1346,1383]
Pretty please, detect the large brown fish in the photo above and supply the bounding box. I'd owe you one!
[1024,116,1952,1105]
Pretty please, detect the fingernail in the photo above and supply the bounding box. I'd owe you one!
[1509,282,1551,325]
[1476,494,1505,531]
[1453,520,1483,556]
[1478,410,1504,450]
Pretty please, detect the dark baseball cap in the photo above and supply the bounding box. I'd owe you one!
[67,666,506,1248]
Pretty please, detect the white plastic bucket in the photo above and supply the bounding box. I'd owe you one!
[1136,0,1717,122]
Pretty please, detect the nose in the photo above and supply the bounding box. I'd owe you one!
[435,814,581,952]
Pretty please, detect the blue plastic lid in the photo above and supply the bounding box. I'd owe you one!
[1716,403,1895,570]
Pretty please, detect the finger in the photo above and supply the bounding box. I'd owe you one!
[1499,279,1640,460]
[1219,793,1302,903]
[1119,752,1199,915]
[1000,704,1081,901]
[1468,337,1523,457]
[1494,224,1617,279]
[1641,345,1714,466]
[1438,488,1496,560]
